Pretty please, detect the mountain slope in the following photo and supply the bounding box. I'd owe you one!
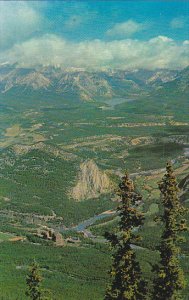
[156,66,189,95]
[0,65,183,101]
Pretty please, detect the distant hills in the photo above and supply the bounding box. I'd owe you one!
[1,64,188,101]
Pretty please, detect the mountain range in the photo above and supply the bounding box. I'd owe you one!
[0,64,188,101]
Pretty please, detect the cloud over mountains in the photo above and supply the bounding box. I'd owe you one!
[1,34,188,70]
[0,1,188,70]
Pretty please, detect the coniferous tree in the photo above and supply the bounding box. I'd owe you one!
[26,261,43,300]
[26,261,51,300]
[104,172,147,300]
[153,163,187,300]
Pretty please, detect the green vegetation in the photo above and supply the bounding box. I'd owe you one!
[0,231,15,241]
[128,143,184,171]
[0,241,111,300]
[104,173,147,300]
[0,165,188,299]
[26,261,44,300]
[153,163,188,300]
[0,88,189,299]
[90,166,189,299]
[90,217,119,237]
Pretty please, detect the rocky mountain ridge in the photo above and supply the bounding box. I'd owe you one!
[0,65,184,101]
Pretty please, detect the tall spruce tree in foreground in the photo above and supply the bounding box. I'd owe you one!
[153,163,187,300]
[104,172,147,300]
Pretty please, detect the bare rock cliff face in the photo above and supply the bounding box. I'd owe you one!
[72,160,112,201]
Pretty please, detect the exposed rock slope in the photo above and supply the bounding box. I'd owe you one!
[72,160,112,201]
[0,65,184,101]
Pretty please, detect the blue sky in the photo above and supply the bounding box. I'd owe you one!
[0,1,188,69]
[38,1,189,41]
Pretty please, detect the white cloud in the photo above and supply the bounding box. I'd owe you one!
[106,20,147,38]
[0,1,42,49]
[1,34,188,70]
[170,17,187,29]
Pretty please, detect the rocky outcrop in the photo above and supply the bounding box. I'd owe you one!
[1,70,51,93]
[72,160,112,201]
[54,232,66,247]
[36,226,65,246]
